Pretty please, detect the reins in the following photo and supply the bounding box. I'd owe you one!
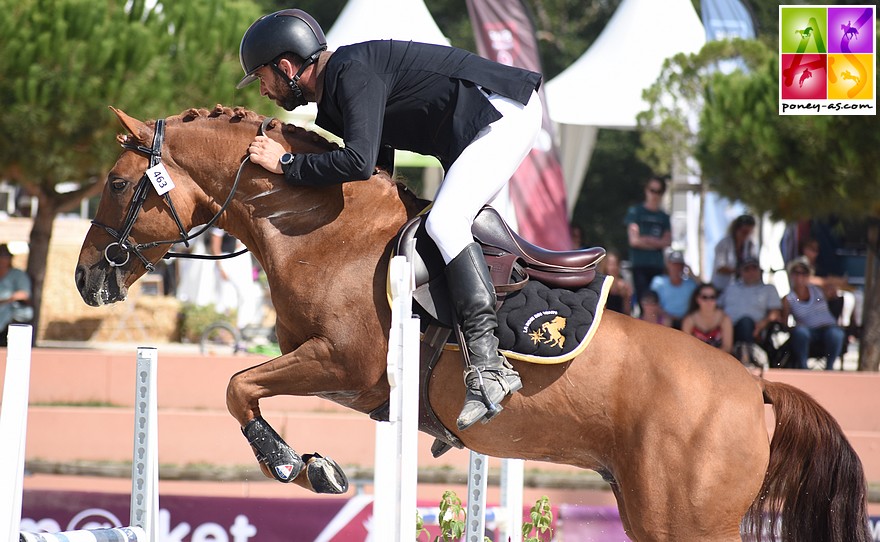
[92,117,274,271]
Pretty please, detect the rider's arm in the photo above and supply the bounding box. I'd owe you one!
[283,61,386,186]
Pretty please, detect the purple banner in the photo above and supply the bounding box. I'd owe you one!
[466,0,573,250]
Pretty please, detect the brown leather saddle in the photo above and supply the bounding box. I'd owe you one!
[371,205,605,455]
[395,206,605,325]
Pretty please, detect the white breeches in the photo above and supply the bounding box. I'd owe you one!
[425,89,542,263]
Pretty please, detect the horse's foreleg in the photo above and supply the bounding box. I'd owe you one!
[225,336,358,494]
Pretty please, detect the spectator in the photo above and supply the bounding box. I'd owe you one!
[210,228,261,330]
[600,250,632,315]
[681,283,733,353]
[711,214,757,292]
[0,244,33,346]
[625,176,671,313]
[650,250,697,329]
[718,256,782,365]
[638,290,671,327]
[781,257,846,370]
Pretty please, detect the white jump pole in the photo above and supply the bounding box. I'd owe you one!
[373,255,420,541]
[501,458,524,542]
[466,451,489,540]
[0,325,34,542]
[1,325,156,542]
[131,347,159,541]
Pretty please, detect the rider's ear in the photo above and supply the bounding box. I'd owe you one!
[109,106,150,142]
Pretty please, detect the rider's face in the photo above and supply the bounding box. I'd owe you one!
[256,65,302,111]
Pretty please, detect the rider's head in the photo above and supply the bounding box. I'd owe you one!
[236,9,327,110]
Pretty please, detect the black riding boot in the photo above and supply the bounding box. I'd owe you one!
[446,243,522,430]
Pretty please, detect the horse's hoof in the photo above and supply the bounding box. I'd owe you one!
[303,453,349,494]
[242,417,304,483]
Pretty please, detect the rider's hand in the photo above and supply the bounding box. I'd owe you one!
[248,135,285,174]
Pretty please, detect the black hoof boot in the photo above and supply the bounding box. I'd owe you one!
[242,417,304,483]
[303,453,349,494]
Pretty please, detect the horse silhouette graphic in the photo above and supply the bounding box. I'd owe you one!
[799,67,812,88]
[795,27,813,39]
[841,21,859,41]
[841,69,860,85]
[539,316,567,349]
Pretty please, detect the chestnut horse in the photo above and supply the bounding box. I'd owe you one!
[76,106,869,542]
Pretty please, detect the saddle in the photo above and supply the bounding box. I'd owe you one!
[395,206,605,326]
[371,206,606,455]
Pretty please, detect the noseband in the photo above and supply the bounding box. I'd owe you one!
[92,117,270,272]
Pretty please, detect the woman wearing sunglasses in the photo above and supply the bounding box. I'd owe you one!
[681,283,733,354]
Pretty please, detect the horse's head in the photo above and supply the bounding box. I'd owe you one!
[76,107,212,306]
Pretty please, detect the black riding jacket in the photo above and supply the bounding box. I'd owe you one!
[282,40,542,186]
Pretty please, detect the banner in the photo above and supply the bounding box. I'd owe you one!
[466,0,573,250]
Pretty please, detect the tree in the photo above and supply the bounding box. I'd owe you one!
[0,0,264,338]
[639,34,880,370]
[696,45,880,371]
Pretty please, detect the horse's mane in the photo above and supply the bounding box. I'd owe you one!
[167,104,340,153]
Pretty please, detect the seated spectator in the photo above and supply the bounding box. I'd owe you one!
[781,257,846,370]
[681,283,733,353]
[600,250,632,316]
[718,256,782,365]
[650,250,697,329]
[638,290,671,327]
[711,214,757,292]
[0,243,33,346]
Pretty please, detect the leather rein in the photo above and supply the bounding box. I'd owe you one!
[91,117,273,272]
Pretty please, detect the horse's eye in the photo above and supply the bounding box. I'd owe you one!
[110,178,128,192]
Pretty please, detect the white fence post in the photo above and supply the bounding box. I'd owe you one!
[373,255,419,541]
[132,347,159,541]
[0,325,34,542]
[2,327,156,542]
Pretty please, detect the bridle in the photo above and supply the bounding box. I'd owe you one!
[91,117,272,272]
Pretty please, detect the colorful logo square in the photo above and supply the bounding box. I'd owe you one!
[780,7,828,53]
[828,53,873,99]
[827,7,874,54]
[781,54,827,99]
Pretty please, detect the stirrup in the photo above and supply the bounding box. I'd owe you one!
[242,417,304,483]
[457,364,522,430]
[303,453,350,494]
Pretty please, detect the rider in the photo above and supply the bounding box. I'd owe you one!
[238,9,542,431]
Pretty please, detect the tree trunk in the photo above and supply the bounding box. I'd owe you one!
[858,219,880,371]
[25,188,60,345]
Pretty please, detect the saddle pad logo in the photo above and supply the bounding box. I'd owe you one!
[523,311,567,349]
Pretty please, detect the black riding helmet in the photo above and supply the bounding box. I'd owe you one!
[236,9,327,95]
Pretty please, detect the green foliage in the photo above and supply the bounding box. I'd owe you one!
[695,43,880,222]
[416,490,552,542]
[522,495,553,542]
[178,302,232,343]
[435,490,466,541]
[0,0,265,190]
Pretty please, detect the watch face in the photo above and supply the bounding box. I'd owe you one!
[281,153,294,165]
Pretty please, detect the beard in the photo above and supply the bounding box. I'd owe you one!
[277,84,307,111]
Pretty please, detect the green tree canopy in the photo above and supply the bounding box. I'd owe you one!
[0,0,264,335]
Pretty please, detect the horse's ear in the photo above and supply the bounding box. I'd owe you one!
[109,106,149,140]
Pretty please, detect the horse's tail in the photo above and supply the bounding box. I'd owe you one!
[744,380,870,542]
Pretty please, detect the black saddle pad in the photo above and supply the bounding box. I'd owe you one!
[492,273,611,364]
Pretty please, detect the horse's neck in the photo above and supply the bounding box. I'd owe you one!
[167,117,423,269]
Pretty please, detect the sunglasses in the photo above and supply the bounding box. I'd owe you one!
[647,187,665,195]
[790,269,809,276]
[698,294,717,300]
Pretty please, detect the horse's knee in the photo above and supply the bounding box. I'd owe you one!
[226,371,259,425]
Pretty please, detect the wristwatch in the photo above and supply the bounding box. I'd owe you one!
[279,152,295,170]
